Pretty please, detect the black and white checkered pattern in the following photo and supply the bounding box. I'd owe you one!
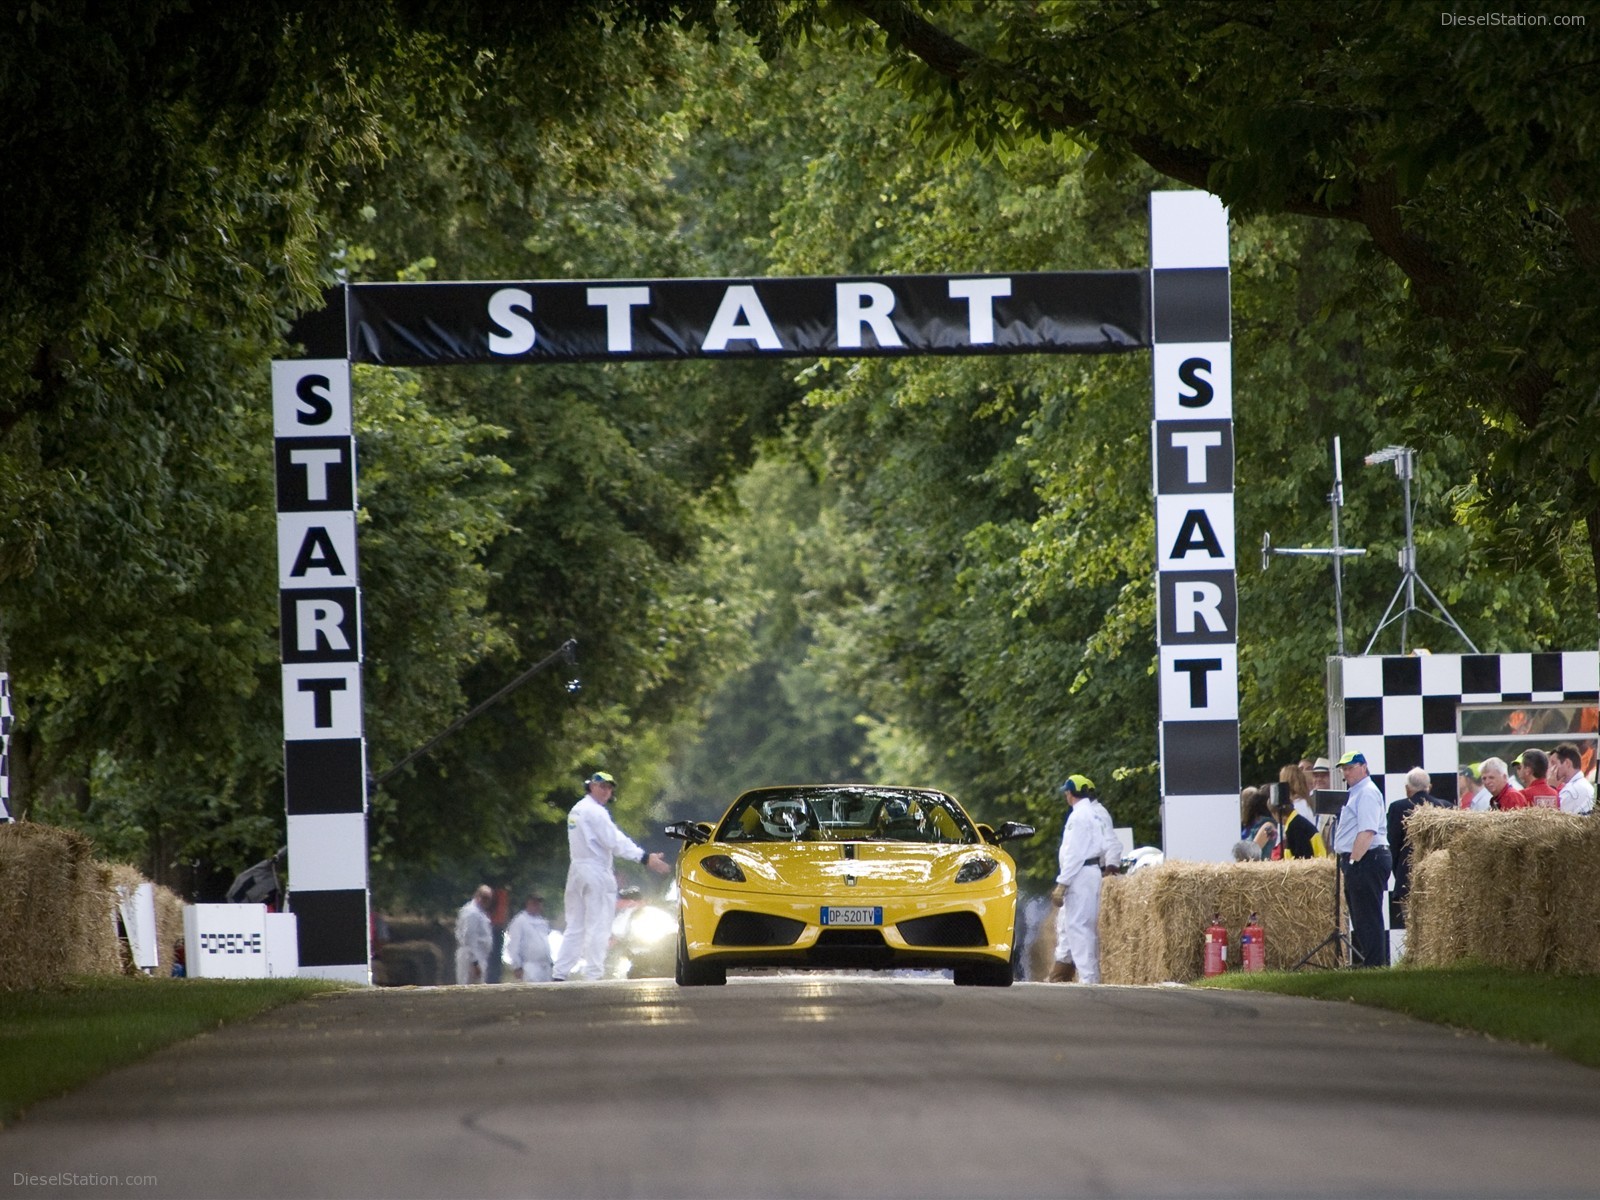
[1332,652,1600,802]
[273,354,371,984]
[1331,651,1600,962]
[1150,192,1240,862]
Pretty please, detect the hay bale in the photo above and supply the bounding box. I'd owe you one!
[153,880,185,973]
[0,823,112,989]
[1406,808,1600,973]
[67,859,119,978]
[1100,859,1336,983]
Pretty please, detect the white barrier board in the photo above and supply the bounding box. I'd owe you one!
[183,903,268,979]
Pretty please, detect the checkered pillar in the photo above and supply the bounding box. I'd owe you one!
[1150,192,1239,862]
[1,672,13,822]
[274,328,372,983]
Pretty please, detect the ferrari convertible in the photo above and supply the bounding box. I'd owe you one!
[665,784,1034,987]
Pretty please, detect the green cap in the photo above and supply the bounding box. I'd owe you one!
[1059,774,1096,797]
[1336,751,1366,767]
[589,771,615,785]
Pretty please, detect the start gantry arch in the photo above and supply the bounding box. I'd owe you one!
[271,190,1237,980]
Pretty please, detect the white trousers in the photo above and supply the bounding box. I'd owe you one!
[552,867,616,981]
[455,948,484,985]
[1053,868,1102,985]
[517,959,553,983]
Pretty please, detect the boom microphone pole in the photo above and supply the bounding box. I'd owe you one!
[370,638,579,791]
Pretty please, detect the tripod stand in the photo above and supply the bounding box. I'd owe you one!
[1361,446,1478,655]
[1294,789,1361,970]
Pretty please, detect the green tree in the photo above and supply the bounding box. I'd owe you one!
[0,3,779,898]
[810,0,1600,594]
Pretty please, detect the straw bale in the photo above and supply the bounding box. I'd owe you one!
[67,859,119,977]
[0,823,109,989]
[153,880,185,973]
[1406,808,1600,973]
[1100,859,1337,983]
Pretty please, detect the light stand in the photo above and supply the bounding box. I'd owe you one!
[1293,789,1362,970]
[1361,446,1479,655]
[1262,437,1368,655]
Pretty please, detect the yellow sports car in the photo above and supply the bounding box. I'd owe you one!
[665,784,1034,987]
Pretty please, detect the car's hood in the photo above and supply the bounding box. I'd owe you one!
[690,842,1007,895]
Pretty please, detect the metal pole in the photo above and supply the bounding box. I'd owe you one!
[1399,449,1415,653]
[1331,437,1347,656]
[370,638,578,790]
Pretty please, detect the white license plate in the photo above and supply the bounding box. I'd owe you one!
[821,906,882,927]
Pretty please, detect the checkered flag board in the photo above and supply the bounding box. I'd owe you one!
[1,672,12,821]
[1333,652,1600,802]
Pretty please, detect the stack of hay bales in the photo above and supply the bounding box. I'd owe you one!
[1099,859,1336,984]
[1405,807,1600,973]
[1,823,187,988]
[0,823,117,988]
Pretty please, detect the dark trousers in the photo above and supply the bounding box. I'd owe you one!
[1341,848,1393,968]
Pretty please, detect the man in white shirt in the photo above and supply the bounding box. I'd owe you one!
[454,885,494,985]
[506,893,553,982]
[1551,742,1595,815]
[1334,751,1391,968]
[552,772,670,982]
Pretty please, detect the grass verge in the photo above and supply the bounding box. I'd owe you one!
[1201,964,1600,1069]
[0,974,347,1127]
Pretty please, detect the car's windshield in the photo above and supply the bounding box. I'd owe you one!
[715,787,978,845]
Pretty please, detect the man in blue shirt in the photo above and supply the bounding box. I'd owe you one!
[1334,751,1392,967]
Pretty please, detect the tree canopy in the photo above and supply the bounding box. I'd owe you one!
[4,1,1595,904]
[822,0,1600,592]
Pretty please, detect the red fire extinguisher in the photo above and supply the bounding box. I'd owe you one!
[1204,912,1228,976]
[1241,912,1266,973]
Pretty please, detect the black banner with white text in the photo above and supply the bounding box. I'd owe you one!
[326,273,1150,366]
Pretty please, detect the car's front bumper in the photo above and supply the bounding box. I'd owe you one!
[678,880,1016,972]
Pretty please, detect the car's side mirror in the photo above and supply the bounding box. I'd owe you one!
[665,821,712,844]
[977,823,998,845]
[995,821,1036,843]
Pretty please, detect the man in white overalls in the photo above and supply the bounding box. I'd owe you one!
[1049,775,1115,985]
[551,772,670,982]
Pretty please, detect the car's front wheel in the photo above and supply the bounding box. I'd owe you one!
[675,928,726,987]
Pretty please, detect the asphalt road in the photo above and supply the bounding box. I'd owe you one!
[4,977,1598,1199]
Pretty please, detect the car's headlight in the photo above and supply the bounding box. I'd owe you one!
[701,854,746,883]
[630,905,677,946]
[955,855,999,884]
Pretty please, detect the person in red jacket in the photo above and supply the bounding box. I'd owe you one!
[1479,757,1529,809]
[1518,748,1560,808]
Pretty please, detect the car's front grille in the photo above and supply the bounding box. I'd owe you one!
[897,912,989,947]
[712,911,805,946]
[808,927,894,968]
[813,928,886,947]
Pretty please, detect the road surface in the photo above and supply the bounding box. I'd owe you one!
[4,977,1598,1198]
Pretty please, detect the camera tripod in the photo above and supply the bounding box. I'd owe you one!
[1294,850,1361,970]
